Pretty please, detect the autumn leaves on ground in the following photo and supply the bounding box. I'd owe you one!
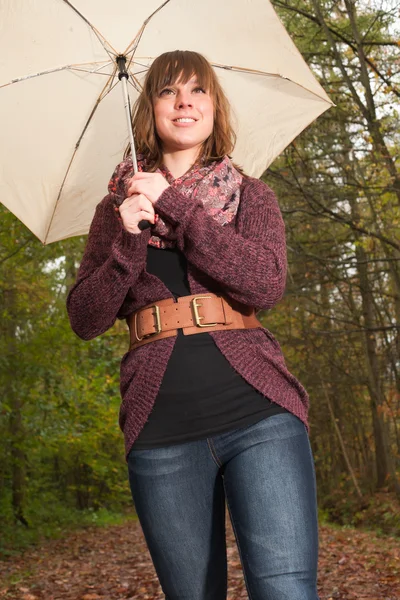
[0,516,399,600]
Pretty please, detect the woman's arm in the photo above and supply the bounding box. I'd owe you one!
[154,178,287,311]
[66,164,151,340]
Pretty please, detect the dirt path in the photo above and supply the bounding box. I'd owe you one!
[1,518,399,600]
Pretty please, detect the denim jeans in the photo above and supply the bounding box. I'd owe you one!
[127,412,320,600]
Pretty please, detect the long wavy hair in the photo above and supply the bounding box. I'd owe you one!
[124,50,237,171]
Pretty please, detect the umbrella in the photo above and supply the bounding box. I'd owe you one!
[0,0,333,244]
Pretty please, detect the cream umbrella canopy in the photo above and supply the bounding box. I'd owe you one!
[0,0,333,244]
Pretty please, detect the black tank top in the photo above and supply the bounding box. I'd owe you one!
[132,246,289,448]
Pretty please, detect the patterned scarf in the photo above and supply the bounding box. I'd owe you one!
[115,155,243,249]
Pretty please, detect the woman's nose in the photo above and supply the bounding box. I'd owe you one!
[175,91,193,108]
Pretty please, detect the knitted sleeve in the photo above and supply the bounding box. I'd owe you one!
[154,177,287,310]
[66,162,151,340]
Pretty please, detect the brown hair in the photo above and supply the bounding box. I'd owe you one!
[125,50,237,171]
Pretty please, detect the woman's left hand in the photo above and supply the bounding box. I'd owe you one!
[126,172,170,206]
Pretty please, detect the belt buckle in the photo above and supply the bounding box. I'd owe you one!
[134,304,162,342]
[192,295,217,328]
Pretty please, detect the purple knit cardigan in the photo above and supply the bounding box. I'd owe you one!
[67,161,309,459]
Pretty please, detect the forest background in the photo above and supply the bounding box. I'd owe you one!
[1,0,399,557]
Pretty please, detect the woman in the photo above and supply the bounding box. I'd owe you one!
[67,50,320,600]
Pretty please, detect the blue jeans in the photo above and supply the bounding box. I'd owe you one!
[127,413,320,600]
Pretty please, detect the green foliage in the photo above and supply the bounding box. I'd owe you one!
[352,492,400,537]
[0,205,134,556]
[321,481,400,537]
[0,489,137,558]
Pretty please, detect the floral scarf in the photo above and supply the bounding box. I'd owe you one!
[113,154,243,249]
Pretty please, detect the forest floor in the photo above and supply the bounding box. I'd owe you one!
[0,516,399,600]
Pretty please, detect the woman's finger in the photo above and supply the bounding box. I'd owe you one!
[120,194,153,212]
[126,181,143,197]
[136,209,155,222]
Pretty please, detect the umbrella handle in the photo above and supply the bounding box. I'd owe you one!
[138,219,152,231]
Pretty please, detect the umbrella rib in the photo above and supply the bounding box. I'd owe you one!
[74,61,113,75]
[43,72,117,243]
[130,67,148,77]
[142,0,171,27]
[129,61,152,70]
[211,63,334,104]
[70,65,113,76]
[123,0,171,68]
[127,72,143,94]
[61,0,118,61]
[0,62,112,88]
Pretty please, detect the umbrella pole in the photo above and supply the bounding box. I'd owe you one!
[117,56,151,230]
[117,56,138,175]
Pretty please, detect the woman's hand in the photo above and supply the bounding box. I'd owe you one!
[126,172,170,206]
[118,194,156,235]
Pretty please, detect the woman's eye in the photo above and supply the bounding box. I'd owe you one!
[193,87,206,94]
[159,88,174,96]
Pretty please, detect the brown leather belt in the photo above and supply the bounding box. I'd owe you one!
[127,293,262,351]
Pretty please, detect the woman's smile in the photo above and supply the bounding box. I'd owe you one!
[172,117,198,126]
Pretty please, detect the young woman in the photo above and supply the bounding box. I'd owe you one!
[67,50,320,600]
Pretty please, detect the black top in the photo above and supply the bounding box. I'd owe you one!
[132,246,289,448]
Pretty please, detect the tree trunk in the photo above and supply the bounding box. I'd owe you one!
[2,285,28,526]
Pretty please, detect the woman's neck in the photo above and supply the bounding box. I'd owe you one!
[162,147,201,179]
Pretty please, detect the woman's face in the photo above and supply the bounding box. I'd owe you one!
[153,75,214,156]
